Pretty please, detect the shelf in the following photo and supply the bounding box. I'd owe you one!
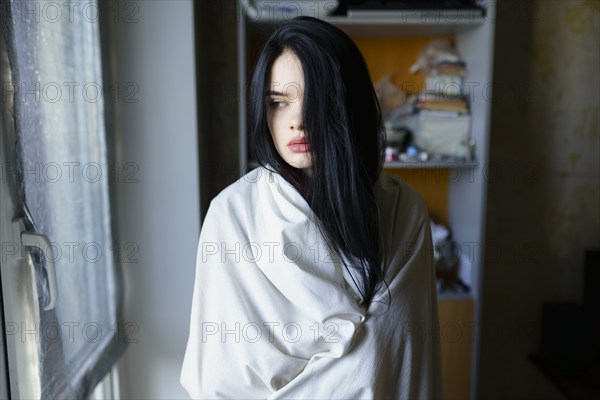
[384,160,479,169]
[246,9,485,37]
[327,12,485,37]
[437,292,473,301]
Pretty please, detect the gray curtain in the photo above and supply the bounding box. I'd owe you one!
[1,0,125,398]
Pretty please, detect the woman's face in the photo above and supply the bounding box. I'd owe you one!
[266,50,311,170]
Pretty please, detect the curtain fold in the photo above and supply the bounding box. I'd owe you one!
[1,0,126,397]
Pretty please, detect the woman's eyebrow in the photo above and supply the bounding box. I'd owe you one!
[265,90,285,96]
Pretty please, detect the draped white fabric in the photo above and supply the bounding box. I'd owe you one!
[181,167,441,399]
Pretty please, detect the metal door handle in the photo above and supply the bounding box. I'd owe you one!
[21,231,58,311]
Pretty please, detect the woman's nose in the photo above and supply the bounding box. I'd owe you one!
[289,109,304,131]
[289,120,304,131]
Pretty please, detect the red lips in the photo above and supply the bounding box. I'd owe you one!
[287,137,310,153]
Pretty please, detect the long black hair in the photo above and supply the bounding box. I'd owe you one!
[249,16,386,306]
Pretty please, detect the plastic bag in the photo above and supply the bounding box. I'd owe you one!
[409,39,462,75]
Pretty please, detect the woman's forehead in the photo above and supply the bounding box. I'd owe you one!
[268,50,304,96]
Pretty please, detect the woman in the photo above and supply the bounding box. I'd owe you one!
[181,16,441,399]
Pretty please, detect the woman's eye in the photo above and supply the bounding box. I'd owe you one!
[269,100,286,108]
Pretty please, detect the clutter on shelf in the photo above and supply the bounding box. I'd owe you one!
[241,1,339,20]
[431,220,471,294]
[378,39,476,163]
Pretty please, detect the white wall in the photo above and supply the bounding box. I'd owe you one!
[107,1,199,397]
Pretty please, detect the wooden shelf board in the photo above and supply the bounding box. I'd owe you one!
[385,160,480,169]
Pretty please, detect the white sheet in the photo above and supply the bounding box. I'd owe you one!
[181,167,441,399]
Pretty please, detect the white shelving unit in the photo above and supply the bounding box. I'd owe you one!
[236,2,496,397]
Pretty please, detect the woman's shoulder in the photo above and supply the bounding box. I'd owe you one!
[374,171,431,247]
[207,166,271,213]
[375,172,428,214]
